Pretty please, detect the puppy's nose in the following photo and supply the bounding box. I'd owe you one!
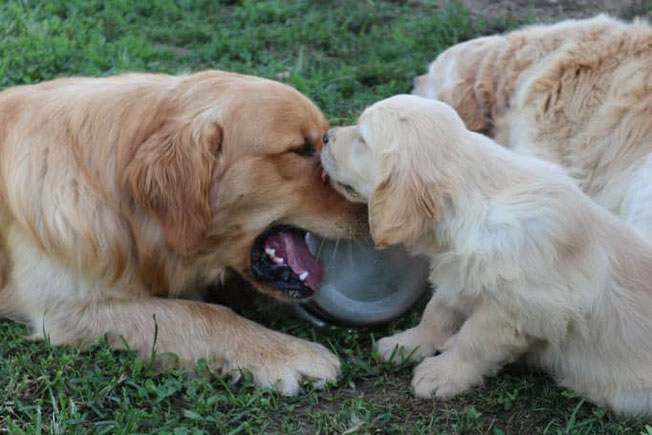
[323,131,330,145]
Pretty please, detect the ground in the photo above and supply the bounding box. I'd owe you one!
[460,0,650,23]
[1,0,651,433]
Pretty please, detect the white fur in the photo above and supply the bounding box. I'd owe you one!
[323,95,652,417]
[413,15,652,246]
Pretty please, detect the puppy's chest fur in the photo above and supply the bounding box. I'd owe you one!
[410,187,603,340]
[417,206,529,308]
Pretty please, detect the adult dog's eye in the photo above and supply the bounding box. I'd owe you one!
[293,143,315,157]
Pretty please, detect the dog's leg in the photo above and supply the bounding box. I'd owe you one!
[411,302,533,399]
[0,240,26,322]
[377,294,464,363]
[0,284,28,323]
[31,297,340,396]
[621,153,652,245]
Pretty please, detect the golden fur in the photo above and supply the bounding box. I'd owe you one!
[322,95,652,416]
[0,70,367,396]
[413,14,652,242]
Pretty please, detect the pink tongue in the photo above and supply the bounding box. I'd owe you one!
[320,168,329,183]
[264,231,323,292]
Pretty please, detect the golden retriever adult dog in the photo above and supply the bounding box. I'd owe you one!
[321,95,652,416]
[0,70,368,396]
[412,15,652,243]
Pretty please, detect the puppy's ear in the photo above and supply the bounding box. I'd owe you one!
[124,117,221,256]
[369,173,440,249]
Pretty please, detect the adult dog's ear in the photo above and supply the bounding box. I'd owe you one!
[442,36,505,135]
[124,116,221,256]
[369,173,440,249]
[451,78,486,133]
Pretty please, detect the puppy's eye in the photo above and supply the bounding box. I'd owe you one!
[338,181,360,198]
[293,143,315,157]
[345,185,359,197]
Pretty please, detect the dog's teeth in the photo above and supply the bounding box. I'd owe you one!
[299,271,309,281]
[265,248,285,265]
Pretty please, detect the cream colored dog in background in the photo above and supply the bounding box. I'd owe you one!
[320,94,652,417]
[412,15,652,244]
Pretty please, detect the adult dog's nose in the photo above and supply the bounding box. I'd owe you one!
[323,131,330,145]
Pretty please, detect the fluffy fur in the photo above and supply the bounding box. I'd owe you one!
[0,70,368,396]
[321,95,652,416]
[412,14,652,243]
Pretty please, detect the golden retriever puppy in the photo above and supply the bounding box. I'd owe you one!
[321,94,652,416]
[0,70,368,396]
[412,15,652,243]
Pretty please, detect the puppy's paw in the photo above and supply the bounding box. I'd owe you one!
[239,335,341,396]
[377,327,439,364]
[411,354,483,399]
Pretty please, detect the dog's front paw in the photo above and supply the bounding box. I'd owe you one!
[411,354,483,399]
[237,334,341,396]
[377,327,439,364]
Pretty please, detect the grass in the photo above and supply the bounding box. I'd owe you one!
[0,0,650,432]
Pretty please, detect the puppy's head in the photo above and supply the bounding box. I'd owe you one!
[123,71,368,300]
[412,36,506,134]
[321,95,466,249]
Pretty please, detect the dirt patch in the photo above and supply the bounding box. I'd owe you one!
[460,0,650,25]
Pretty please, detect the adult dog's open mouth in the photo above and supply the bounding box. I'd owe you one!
[250,225,324,299]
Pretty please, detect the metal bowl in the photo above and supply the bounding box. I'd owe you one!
[292,233,430,327]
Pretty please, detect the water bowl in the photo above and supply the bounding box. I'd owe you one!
[292,233,430,327]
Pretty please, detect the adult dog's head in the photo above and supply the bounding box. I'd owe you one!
[320,95,470,249]
[121,71,367,300]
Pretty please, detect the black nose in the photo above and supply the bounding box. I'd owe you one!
[323,131,330,145]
